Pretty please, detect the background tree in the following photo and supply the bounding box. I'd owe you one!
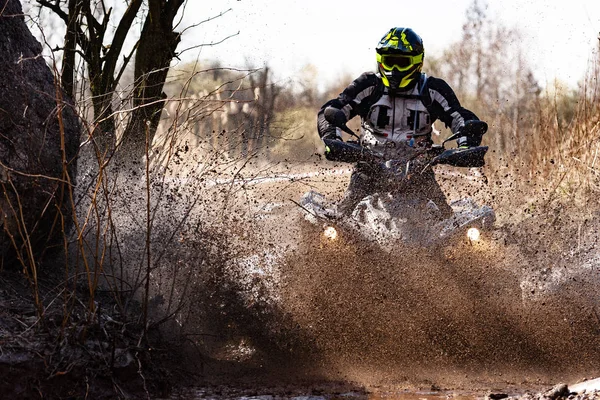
[436,0,541,170]
[246,65,282,157]
[36,0,186,162]
[160,62,286,160]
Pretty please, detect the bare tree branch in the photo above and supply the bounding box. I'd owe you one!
[102,0,142,80]
[177,31,239,58]
[111,40,140,92]
[36,0,68,22]
[178,8,232,35]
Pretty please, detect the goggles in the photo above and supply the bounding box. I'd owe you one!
[378,53,423,71]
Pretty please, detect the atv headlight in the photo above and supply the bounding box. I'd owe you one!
[323,226,338,241]
[467,227,481,242]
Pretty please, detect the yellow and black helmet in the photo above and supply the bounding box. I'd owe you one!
[376,27,424,91]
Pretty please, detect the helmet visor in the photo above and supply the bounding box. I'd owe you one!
[379,53,423,71]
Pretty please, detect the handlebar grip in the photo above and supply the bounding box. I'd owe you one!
[462,120,488,136]
[431,146,488,168]
[323,138,371,163]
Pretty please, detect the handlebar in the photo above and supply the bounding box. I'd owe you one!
[323,136,488,169]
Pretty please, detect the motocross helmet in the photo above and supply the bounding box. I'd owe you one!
[376,27,424,92]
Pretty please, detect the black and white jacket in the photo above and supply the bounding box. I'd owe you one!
[317,72,479,147]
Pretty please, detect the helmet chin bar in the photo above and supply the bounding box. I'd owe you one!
[381,68,419,92]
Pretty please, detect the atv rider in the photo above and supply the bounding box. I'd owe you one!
[317,27,488,217]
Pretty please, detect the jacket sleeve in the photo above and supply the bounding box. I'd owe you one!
[425,76,479,134]
[317,72,381,139]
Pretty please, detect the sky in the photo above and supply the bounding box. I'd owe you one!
[177,0,600,91]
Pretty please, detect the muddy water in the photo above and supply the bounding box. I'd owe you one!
[175,164,600,398]
[369,392,480,400]
[166,389,483,399]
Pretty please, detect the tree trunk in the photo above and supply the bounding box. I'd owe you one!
[60,0,81,98]
[89,76,117,155]
[0,0,81,267]
[119,0,183,164]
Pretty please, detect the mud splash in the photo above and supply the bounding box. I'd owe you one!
[276,206,600,391]
[162,164,600,396]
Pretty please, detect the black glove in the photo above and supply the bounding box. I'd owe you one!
[324,106,347,127]
[457,120,488,148]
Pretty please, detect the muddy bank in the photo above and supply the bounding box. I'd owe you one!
[160,381,600,400]
[0,270,175,399]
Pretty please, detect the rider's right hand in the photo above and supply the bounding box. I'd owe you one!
[324,106,347,127]
[322,131,344,161]
[322,128,344,142]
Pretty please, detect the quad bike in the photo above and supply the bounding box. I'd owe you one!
[299,121,495,251]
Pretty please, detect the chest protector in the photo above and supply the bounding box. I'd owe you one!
[362,74,433,147]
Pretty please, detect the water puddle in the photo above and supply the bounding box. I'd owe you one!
[369,391,479,400]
